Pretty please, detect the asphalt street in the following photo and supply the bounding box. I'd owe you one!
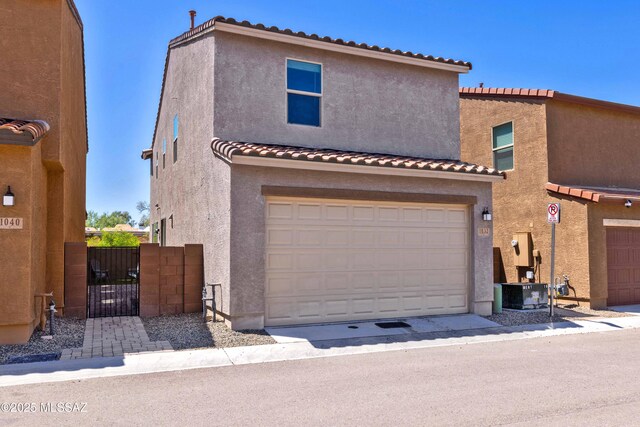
[2,328,640,426]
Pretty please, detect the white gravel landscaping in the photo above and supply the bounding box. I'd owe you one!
[0,317,85,365]
[486,303,633,327]
[143,313,275,350]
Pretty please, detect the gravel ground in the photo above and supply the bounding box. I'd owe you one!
[143,313,275,350]
[486,303,633,327]
[0,317,85,365]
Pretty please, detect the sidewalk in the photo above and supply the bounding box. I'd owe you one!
[3,314,640,388]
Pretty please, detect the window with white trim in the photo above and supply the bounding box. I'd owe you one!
[492,122,514,171]
[286,59,321,127]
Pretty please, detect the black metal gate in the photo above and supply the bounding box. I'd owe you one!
[87,247,140,317]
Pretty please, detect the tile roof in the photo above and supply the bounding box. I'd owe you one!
[460,87,640,114]
[546,183,640,203]
[0,118,50,142]
[170,16,472,69]
[211,138,504,178]
[460,87,555,98]
[141,148,153,160]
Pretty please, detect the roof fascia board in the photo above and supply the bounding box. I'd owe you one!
[231,155,504,182]
[214,22,470,74]
[550,93,640,115]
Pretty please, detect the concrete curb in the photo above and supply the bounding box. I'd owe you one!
[2,316,640,387]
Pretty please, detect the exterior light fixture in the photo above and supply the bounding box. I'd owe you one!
[3,186,14,206]
[625,199,632,208]
[482,207,492,221]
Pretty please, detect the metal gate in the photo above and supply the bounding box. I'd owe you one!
[87,247,140,317]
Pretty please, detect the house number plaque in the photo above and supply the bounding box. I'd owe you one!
[0,218,23,229]
[477,227,490,237]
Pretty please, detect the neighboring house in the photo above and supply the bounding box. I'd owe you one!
[0,0,87,343]
[460,87,640,308]
[143,15,503,329]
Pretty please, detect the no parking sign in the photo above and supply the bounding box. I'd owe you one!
[547,203,560,223]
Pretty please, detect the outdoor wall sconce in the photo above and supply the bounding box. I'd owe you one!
[482,207,492,221]
[625,199,632,208]
[3,186,14,206]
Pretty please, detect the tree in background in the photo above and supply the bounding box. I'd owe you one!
[85,210,135,228]
[87,231,140,247]
[136,201,150,228]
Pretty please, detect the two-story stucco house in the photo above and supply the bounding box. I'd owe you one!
[460,87,640,309]
[143,15,503,329]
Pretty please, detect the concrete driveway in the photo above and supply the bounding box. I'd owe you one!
[3,328,640,426]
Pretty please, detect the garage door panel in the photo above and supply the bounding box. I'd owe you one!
[607,227,640,306]
[266,198,470,326]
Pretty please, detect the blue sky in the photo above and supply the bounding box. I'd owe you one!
[75,0,640,223]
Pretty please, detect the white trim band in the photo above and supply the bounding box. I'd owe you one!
[231,156,504,183]
[603,219,640,228]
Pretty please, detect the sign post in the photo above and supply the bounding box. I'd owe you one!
[547,203,560,318]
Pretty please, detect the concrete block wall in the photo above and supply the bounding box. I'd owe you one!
[64,242,87,318]
[139,243,203,317]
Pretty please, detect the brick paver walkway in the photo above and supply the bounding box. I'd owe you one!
[60,317,172,360]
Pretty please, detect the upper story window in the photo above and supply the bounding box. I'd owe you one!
[173,115,178,163]
[155,152,158,178]
[286,59,322,127]
[150,152,153,176]
[492,122,514,171]
[162,138,167,169]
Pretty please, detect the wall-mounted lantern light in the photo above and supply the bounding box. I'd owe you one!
[3,186,15,206]
[482,207,492,221]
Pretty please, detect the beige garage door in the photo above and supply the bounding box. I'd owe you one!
[265,197,470,326]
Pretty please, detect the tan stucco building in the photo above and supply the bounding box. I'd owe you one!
[0,0,87,344]
[460,87,640,308]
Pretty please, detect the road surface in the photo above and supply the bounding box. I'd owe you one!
[2,328,640,426]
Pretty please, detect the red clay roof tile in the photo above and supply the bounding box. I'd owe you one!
[546,182,640,204]
[0,118,50,142]
[211,138,504,178]
[169,16,472,69]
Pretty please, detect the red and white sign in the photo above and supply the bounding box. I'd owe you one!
[547,203,560,224]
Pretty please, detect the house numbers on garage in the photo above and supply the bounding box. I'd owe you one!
[0,217,23,229]
[477,227,490,237]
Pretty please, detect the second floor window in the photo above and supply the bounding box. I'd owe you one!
[492,122,514,171]
[173,114,178,163]
[286,59,321,127]
[155,153,158,178]
[162,138,167,169]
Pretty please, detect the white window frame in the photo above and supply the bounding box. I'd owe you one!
[285,58,323,127]
[491,120,514,171]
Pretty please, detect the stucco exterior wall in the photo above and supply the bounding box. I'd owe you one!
[460,97,592,297]
[0,0,86,343]
[149,33,232,307]
[547,101,640,189]
[213,31,461,159]
[227,165,494,328]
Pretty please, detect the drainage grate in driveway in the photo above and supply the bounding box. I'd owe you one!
[374,321,411,329]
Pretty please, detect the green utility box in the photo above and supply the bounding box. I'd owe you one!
[493,284,502,314]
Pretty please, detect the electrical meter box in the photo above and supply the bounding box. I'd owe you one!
[513,231,533,267]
